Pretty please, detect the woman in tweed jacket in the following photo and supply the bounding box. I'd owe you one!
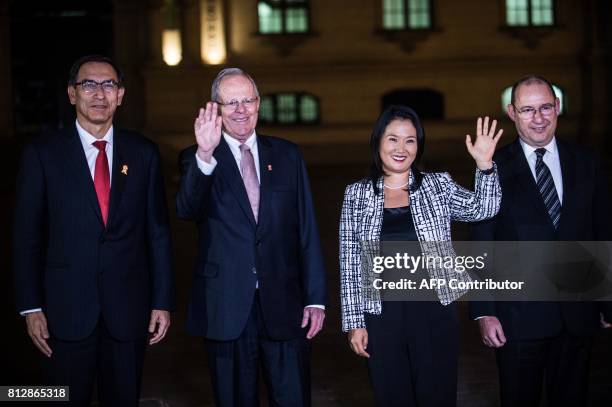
[339,105,502,406]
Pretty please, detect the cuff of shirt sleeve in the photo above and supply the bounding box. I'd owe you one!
[20,308,42,316]
[195,153,217,175]
[305,305,325,310]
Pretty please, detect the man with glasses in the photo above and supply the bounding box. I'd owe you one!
[13,55,175,406]
[470,75,612,406]
[177,68,327,406]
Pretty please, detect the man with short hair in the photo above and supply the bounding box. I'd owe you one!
[470,75,612,406]
[13,55,175,406]
[177,68,327,406]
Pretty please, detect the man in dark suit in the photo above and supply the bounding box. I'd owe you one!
[13,55,175,406]
[177,68,327,406]
[470,75,612,406]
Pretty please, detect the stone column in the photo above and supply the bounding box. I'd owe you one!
[181,0,201,66]
[148,0,165,67]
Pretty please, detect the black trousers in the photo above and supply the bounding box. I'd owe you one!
[365,301,458,407]
[205,293,311,407]
[496,333,593,407]
[41,317,146,407]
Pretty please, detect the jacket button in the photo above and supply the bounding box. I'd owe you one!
[252,267,257,274]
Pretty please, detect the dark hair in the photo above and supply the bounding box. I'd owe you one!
[369,105,425,195]
[67,55,124,86]
[510,74,556,105]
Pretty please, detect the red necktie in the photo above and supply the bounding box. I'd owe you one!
[93,141,110,226]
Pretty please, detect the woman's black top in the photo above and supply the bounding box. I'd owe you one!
[380,206,417,241]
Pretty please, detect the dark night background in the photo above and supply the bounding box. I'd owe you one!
[1,1,612,406]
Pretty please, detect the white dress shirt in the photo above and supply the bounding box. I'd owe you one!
[194,132,324,310]
[21,120,114,316]
[519,137,563,204]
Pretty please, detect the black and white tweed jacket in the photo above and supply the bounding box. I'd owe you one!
[340,167,501,332]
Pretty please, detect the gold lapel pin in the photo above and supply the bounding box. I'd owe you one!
[267,164,272,171]
[121,164,128,175]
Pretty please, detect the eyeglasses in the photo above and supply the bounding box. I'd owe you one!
[74,79,120,94]
[513,103,556,119]
[217,97,259,110]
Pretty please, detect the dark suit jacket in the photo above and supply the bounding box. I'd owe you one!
[13,125,175,342]
[469,138,612,340]
[177,135,327,341]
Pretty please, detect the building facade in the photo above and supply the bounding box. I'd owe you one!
[109,0,612,158]
[3,1,611,158]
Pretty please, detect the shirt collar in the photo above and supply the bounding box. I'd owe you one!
[223,131,257,150]
[76,119,114,148]
[519,136,558,158]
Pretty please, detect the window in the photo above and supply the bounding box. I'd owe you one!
[382,89,444,119]
[505,0,554,27]
[501,84,564,114]
[258,0,309,34]
[259,93,319,124]
[383,0,432,30]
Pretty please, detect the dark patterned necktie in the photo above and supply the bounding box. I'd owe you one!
[535,148,561,229]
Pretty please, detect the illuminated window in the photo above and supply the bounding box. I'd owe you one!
[259,93,319,124]
[501,84,564,114]
[506,0,554,26]
[258,0,309,34]
[383,0,432,30]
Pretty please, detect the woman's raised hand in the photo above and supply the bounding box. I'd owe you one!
[465,116,503,170]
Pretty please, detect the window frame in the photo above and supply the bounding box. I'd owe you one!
[381,0,435,32]
[257,0,311,35]
[258,92,321,126]
[504,0,556,28]
[499,0,558,49]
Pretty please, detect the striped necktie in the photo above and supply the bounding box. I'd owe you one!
[535,148,561,229]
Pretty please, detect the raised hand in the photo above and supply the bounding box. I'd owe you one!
[194,101,223,163]
[465,116,503,170]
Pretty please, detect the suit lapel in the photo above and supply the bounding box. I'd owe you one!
[63,126,104,226]
[214,138,257,227]
[257,136,273,229]
[557,139,575,233]
[509,139,551,223]
[107,130,127,230]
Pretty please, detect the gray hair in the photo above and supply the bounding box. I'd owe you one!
[211,67,260,102]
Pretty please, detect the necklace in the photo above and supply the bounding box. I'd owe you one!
[383,181,409,190]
